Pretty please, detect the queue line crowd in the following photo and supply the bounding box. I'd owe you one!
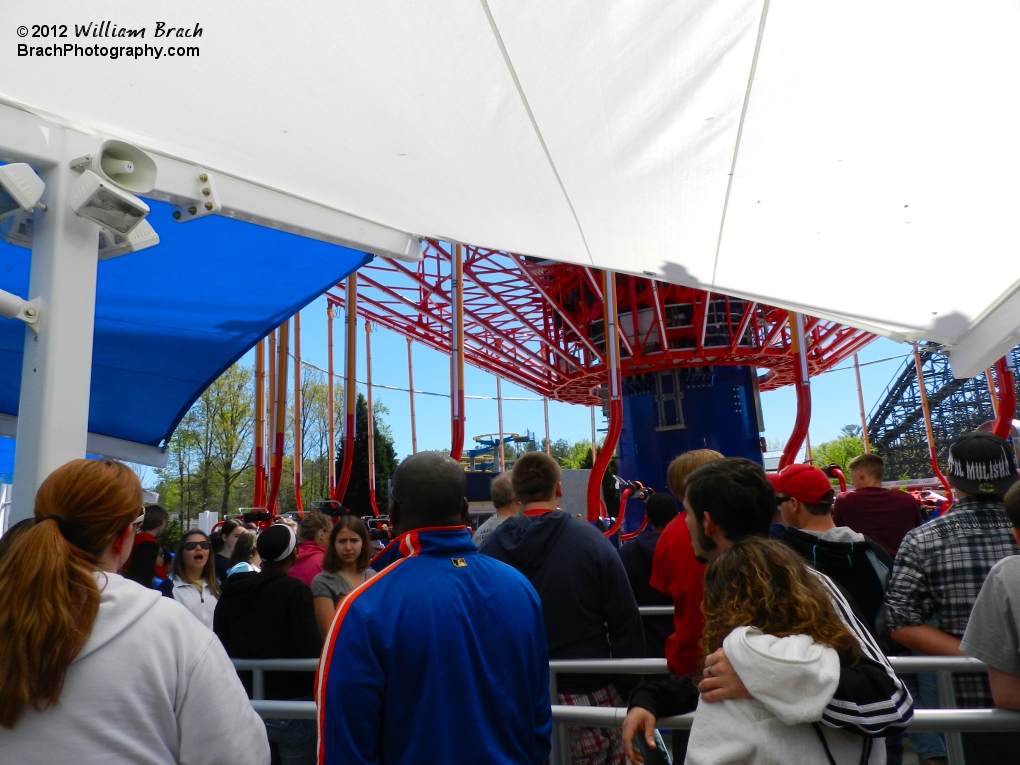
[1,430,1019,764]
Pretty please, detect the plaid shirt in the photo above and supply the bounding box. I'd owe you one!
[886,496,1020,706]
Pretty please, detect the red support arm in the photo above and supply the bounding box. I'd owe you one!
[604,484,633,538]
[992,357,1016,440]
[779,313,811,470]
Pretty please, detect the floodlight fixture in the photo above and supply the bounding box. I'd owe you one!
[0,163,45,222]
[0,212,33,248]
[70,170,150,235]
[97,220,160,260]
[70,139,157,194]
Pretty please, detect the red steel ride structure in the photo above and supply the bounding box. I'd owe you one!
[326,240,876,404]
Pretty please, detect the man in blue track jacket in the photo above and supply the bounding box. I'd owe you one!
[316,452,551,765]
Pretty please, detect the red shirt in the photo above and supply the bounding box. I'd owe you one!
[832,486,923,558]
[649,512,706,677]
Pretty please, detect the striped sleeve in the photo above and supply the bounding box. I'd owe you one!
[813,571,914,734]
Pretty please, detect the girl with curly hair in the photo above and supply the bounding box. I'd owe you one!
[687,537,881,765]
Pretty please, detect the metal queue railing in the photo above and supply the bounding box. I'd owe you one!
[231,609,1020,765]
[229,655,1020,763]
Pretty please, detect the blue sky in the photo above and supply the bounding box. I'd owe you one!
[286,294,913,460]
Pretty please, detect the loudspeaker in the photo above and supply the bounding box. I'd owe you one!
[79,140,157,194]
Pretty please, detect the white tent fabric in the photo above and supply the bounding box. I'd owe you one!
[6,0,1020,377]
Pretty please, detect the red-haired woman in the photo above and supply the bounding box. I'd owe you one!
[0,459,269,764]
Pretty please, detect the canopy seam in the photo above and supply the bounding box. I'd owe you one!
[712,0,772,284]
[477,0,595,265]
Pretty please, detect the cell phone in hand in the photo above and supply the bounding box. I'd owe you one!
[633,729,672,765]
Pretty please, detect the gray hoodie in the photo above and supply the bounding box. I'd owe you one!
[0,572,269,765]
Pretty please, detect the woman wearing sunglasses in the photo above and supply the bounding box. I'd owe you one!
[162,530,220,630]
[0,459,269,764]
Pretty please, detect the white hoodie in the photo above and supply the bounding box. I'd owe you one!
[168,573,218,630]
[686,627,885,765]
[0,573,270,765]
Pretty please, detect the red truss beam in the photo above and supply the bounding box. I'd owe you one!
[325,242,876,405]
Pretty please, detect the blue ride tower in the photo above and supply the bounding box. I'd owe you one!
[615,365,764,527]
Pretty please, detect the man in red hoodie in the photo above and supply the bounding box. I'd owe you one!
[288,513,332,586]
[649,449,723,676]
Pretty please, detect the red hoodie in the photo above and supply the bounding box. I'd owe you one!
[288,541,325,586]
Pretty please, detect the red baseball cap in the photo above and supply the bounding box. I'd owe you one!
[767,463,835,505]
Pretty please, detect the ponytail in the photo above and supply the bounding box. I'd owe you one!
[0,459,141,728]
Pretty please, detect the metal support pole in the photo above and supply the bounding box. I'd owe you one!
[253,668,265,701]
[591,406,598,462]
[327,305,336,497]
[268,329,277,495]
[266,321,289,515]
[293,312,303,514]
[407,337,417,454]
[335,274,357,502]
[11,131,102,522]
[450,243,466,461]
[854,353,871,453]
[913,344,954,502]
[254,339,267,508]
[935,672,966,765]
[366,321,379,516]
[497,376,505,472]
[544,397,551,454]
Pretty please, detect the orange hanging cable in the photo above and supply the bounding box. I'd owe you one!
[293,311,304,515]
[407,337,417,454]
[266,320,289,516]
[335,274,358,503]
[913,344,953,503]
[366,320,380,516]
[854,353,871,453]
[267,330,277,508]
[450,243,465,461]
[327,304,337,498]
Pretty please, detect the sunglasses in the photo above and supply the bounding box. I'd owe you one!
[183,540,211,552]
[131,510,146,533]
[775,494,792,507]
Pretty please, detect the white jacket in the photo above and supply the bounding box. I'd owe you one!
[0,573,269,765]
[686,627,885,765]
[169,573,218,630]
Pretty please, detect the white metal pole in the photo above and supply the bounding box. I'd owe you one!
[11,130,102,522]
[497,376,505,472]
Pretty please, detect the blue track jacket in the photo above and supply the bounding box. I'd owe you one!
[317,526,551,765]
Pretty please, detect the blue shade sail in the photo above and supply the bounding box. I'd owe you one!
[0,199,371,449]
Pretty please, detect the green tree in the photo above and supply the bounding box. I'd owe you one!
[812,426,865,475]
[335,393,398,515]
[152,362,255,523]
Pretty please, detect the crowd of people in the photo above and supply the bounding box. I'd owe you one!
[1,428,1019,764]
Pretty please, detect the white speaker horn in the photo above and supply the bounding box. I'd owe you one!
[72,139,157,194]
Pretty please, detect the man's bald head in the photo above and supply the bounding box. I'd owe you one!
[390,452,469,533]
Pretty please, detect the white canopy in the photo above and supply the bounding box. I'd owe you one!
[6,0,1020,377]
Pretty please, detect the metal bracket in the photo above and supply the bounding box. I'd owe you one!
[172,167,221,222]
[0,290,40,333]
